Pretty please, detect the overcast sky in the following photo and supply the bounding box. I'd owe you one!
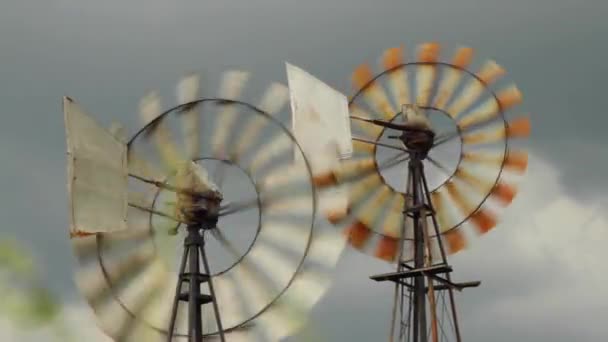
[1,0,607,341]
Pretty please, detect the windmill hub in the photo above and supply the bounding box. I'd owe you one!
[399,104,435,158]
[174,161,224,229]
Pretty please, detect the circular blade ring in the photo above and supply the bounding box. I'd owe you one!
[339,43,530,262]
[75,81,322,340]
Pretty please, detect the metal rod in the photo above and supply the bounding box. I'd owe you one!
[419,172,438,342]
[187,227,203,342]
[200,240,226,342]
[410,160,427,342]
[420,171,462,342]
[167,243,189,342]
[352,136,409,153]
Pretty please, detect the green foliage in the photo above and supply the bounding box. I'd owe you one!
[0,237,73,341]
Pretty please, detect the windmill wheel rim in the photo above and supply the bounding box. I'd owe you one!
[103,97,319,335]
[347,60,517,241]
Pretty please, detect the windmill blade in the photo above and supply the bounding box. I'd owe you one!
[231,82,289,162]
[462,149,528,173]
[354,185,393,230]
[316,158,377,187]
[433,47,474,110]
[462,116,530,146]
[447,60,506,119]
[138,92,183,173]
[128,149,165,182]
[457,85,523,130]
[247,133,293,175]
[338,174,385,221]
[212,274,250,330]
[97,260,168,341]
[344,221,373,250]
[211,231,281,320]
[444,181,497,234]
[74,243,156,303]
[380,46,412,109]
[452,166,518,205]
[415,42,441,107]
[255,267,331,341]
[177,73,201,160]
[382,193,406,237]
[257,165,311,197]
[211,70,250,157]
[352,63,395,119]
[374,236,400,262]
[350,105,384,139]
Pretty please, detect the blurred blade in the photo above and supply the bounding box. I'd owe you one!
[263,195,312,216]
[462,150,528,173]
[458,85,523,130]
[352,63,395,119]
[211,70,250,157]
[381,46,412,107]
[462,117,530,145]
[447,60,505,119]
[477,60,506,84]
[249,244,298,294]
[128,149,165,182]
[139,92,183,172]
[445,181,497,234]
[434,47,474,110]
[443,228,467,254]
[212,275,249,331]
[247,133,292,175]
[259,221,309,256]
[74,243,155,303]
[343,221,372,249]
[415,42,441,106]
[496,85,523,110]
[258,82,289,115]
[453,166,518,205]
[104,261,168,341]
[374,236,399,262]
[356,185,392,230]
[258,166,309,195]
[351,105,383,138]
[431,190,453,234]
[231,261,274,324]
[256,268,330,340]
[333,158,377,183]
[381,192,406,238]
[231,83,288,161]
[343,174,384,209]
[177,73,201,160]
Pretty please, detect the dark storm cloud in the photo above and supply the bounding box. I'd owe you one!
[1,0,607,341]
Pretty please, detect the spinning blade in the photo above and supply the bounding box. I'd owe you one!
[66,67,342,342]
[322,42,532,262]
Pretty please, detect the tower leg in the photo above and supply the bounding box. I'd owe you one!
[200,241,226,342]
[420,172,462,342]
[188,233,203,341]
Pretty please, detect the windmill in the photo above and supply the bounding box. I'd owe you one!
[313,42,530,341]
[63,69,347,341]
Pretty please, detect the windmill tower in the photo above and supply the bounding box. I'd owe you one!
[63,69,347,341]
[314,42,530,341]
